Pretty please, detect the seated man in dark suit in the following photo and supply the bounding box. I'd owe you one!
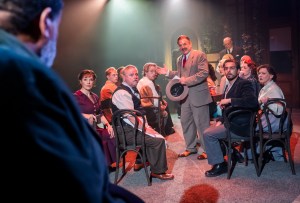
[203,59,259,177]
[219,37,243,61]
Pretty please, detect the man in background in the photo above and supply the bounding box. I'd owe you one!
[219,37,243,61]
[100,67,118,124]
[0,0,143,202]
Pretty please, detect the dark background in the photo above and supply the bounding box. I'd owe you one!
[53,0,300,109]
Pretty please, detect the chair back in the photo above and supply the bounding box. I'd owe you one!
[112,109,146,151]
[257,98,287,137]
[286,107,293,137]
[111,109,152,185]
[222,106,258,179]
[256,98,296,176]
[224,106,257,137]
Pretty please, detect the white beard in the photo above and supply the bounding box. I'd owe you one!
[39,39,57,68]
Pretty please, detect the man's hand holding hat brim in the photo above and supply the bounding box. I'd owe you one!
[165,78,188,101]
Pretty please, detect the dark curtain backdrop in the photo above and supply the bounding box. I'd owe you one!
[53,0,225,95]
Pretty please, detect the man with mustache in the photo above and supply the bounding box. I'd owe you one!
[157,35,211,160]
[203,59,258,177]
[100,67,119,124]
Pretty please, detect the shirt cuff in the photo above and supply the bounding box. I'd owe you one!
[166,69,170,77]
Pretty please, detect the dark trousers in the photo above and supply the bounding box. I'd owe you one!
[121,125,168,174]
[144,106,175,136]
[164,106,175,135]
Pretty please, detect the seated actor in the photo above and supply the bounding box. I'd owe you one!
[203,59,258,177]
[256,64,287,161]
[100,67,118,124]
[137,62,175,136]
[111,65,174,181]
[73,69,116,170]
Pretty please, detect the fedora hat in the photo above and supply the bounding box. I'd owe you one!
[165,79,188,101]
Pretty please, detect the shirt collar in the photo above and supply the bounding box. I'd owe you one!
[184,51,191,59]
[122,82,136,93]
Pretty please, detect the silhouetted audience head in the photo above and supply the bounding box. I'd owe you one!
[0,0,63,67]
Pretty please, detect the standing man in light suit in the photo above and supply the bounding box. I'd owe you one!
[157,35,212,160]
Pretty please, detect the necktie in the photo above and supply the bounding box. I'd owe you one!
[227,49,231,54]
[224,84,231,98]
[182,55,187,67]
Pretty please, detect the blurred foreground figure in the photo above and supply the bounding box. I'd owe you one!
[0,0,143,202]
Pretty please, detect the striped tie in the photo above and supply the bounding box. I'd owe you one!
[182,55,187,67]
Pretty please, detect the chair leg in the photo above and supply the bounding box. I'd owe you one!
[115,151,128,184]
[286,139,296,175]
[143,165,152,186]
[250,137,260,177]
[122,155,126,173]
[239,142,249,166]
[227,147,232,179]
[139,152,152,186]
[243,145,248,167]
[114,155,120,184]
[257,140,265,177]
[282,146,288,163]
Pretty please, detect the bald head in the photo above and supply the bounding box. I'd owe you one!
[223,37,233,50]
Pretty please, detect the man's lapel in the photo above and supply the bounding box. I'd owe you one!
[185,51,194,70]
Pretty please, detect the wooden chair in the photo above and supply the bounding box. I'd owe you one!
[111,109,151,186]
[255,98,296,176]
[222,106,259,179]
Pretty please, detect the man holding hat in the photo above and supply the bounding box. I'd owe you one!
[157,35,212,160]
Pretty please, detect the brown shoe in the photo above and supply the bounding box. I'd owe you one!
[133,162,149,172]
[197,152,208,160]
[151,172,174,180]
[178,150,197,157]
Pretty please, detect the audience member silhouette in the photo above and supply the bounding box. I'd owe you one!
[0,1,143,202]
